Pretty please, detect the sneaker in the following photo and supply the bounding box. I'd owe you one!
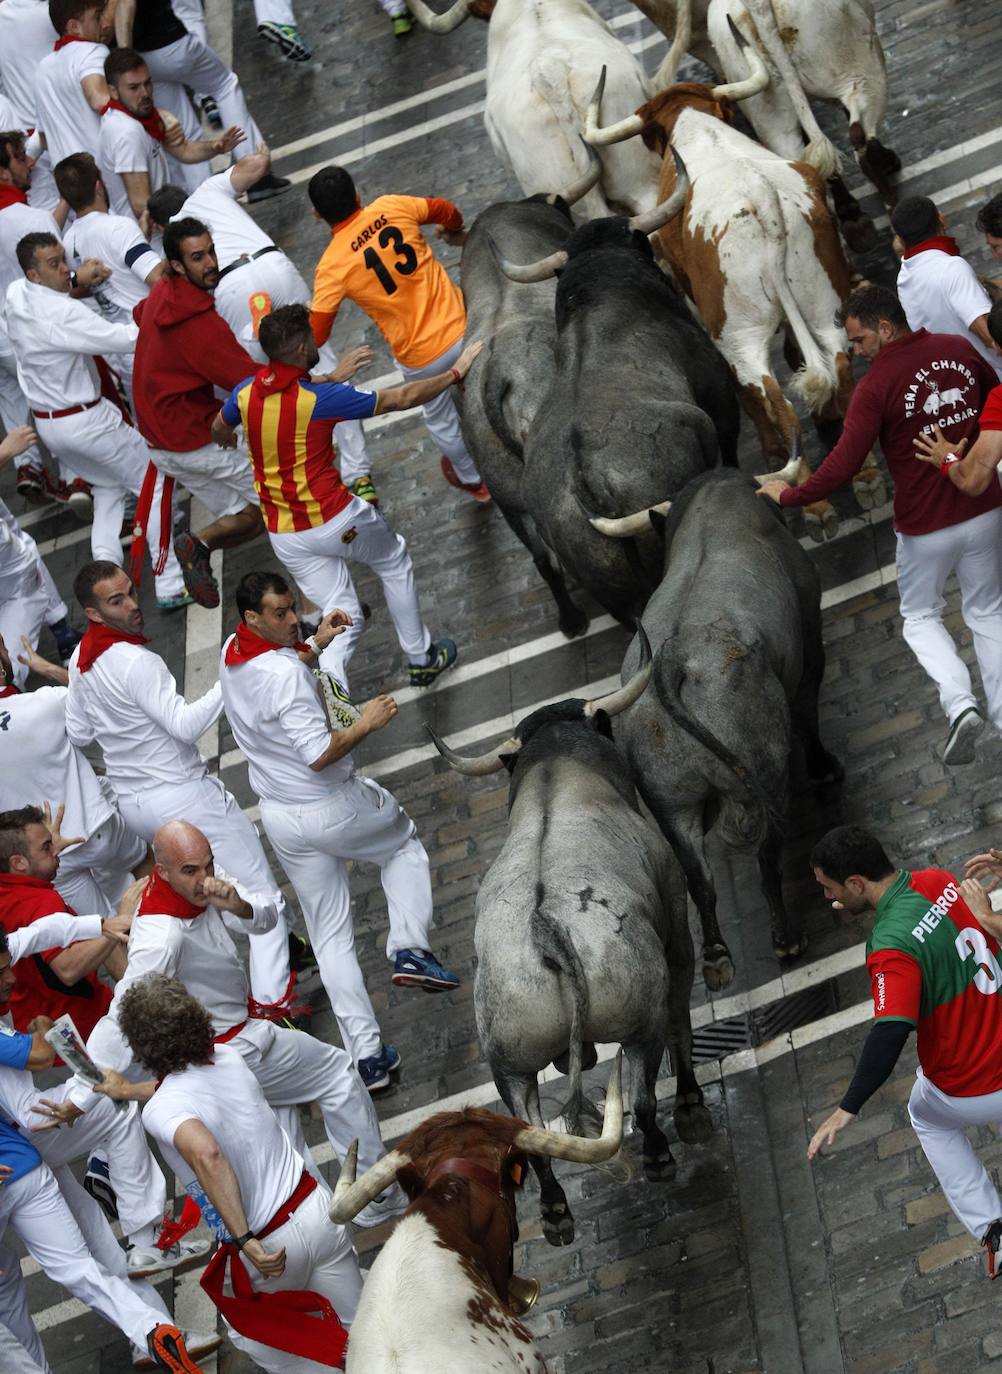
[348,473,380,506]
[984,1219,1002,1278]
[392,947,460,993]
[144,1323,204,1373]
[352,1180,409,1229]
[173,531,219,609]
[198,94,222,129]
[408,637,457,688]
[357,1042,401,1094]
[245,172,292,204]
[258,19,312,59]
[440,454,491,504]
[133,1331,221,1370]
[288,930,317,973]
[50,619,82,664]
[157,591,194,613]
[61,477,94,519]
[943,707,984,766]
[15,462,49,506]
[83,1154,118,1223]
[127,1236,212,1279]
[392,11,413,36]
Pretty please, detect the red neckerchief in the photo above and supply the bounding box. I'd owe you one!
[224,620,307,667]
[76,621,149,673]
[252,360,307,397]
[137,870,204,921]
[100,97,167,144]
[0,184,28,212]
[0,684,18,698]
[53,34,92,49]
[903,235,961,260]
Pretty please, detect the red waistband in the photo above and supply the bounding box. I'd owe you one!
[32,397,100,420]
[213,1019,247,1045]
[257,1170,317,1240]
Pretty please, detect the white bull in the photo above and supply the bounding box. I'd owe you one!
[406,0,662,219]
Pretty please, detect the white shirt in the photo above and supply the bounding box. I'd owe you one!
[0,684,114,841]
[98,107,169,221]
[5,277,137,410]
[63,210,159,325]
[179,169,273,268]
[65,640,223,795]
[34,40,108,166]
[897,248,1002,381]
[0,494,40,587]
[0,200,60,355]
[0,0,57,128]
[86,870,277,1073]
[219,638,355,804]
[142,1045,303,1234]
[0,93,23,134]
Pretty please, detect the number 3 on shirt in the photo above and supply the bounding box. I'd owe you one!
[364,226,418,296]
[955,927,1002,994]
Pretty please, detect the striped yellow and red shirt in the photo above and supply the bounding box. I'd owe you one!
[222,363,378,534]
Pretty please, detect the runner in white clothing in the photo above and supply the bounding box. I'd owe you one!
[86,820,399,1225]
[5,235,188,608]
[64,561,298,1013]
[33,0,110,167]
[0,475,81,680]
[0,0,60,215]
[220,570,461,1092]
[148,149,373,489]
[105,977,361,1374]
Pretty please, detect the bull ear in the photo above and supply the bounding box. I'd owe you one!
[649,509,669,537]
[641,121,668,156]
[590,708,614,739]
[396,1163,425,1199]
[498,749,519,772]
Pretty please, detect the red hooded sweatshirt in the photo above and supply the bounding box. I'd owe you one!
[132,274,256,453]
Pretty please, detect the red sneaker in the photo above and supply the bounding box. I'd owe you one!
[440,455,491,504]
[145,1323,204,1372]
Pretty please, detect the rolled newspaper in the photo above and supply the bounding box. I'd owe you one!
[43,1013,126,1112]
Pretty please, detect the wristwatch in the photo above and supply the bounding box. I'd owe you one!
[233,1230,254,1251]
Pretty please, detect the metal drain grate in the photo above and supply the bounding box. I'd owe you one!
[691,980,839,1065]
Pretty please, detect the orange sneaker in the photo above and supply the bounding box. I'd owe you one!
[440,455,491,504]
[146,1323,204,1371]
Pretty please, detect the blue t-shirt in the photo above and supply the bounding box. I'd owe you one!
[0,1025,42,1186]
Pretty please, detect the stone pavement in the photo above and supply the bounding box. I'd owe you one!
[4,0,1002,1368]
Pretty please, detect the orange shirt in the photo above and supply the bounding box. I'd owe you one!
[310,194,466,369]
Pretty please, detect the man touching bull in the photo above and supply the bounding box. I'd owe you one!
[758,283,1002,767]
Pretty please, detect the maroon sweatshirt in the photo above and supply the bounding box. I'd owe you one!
[133,275,256,453]
[780,329,1002,535]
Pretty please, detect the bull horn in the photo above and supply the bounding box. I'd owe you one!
[626,149,689,235]
[711,14,771,102]
[754,431,801,487]
[329,1140,411,1224]
[583,626,652,718]
[426,722,521,775]
[513,1050,624,1162]
[551,138,602,207]
[584,66,645,148]
[406,0,471,31]
[488,235,569,285]
[588,499,672,538]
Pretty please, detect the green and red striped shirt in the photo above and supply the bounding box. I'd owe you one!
[867,868,1002,1096]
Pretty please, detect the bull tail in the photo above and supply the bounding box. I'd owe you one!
[775,277,839,414]
[651,0,692,89]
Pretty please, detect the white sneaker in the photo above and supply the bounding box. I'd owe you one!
[352,1181,409,1230]
[127,1236,212,1278]
[131,1330,221,1368]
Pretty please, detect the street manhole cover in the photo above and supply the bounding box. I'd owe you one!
[692,981,839,1065]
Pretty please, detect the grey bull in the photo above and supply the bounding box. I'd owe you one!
[429,644,712,1247]
[613,470,842,990]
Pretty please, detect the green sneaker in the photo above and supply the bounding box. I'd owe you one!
[408,638,457,688]
[392,12,413,36]
[348,473,380,506]
[156,591,194,613]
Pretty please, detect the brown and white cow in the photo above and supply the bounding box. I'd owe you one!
[330,1056,624,1373]
[585,44,885,537]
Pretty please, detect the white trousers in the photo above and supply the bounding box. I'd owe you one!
[0,1165,167,1350]
[169,0,208,43]
[378,0,408,17]
[398,337,480,485]
[897,507,1002,734]
[0,559,67,690]
[0,1241,49,1373]
[254,0,297,25]
[261,777,432,1062]
[213,251,369,483]
[141,34,263,151]
[225,1185,361,1374]
[36,401,185,600]
[908,1068,1002,1239]
[54,806,148,917]
[269,497,431,691]
[0,352,43,475]
[116,772,292,1005]
[152,438,257,519]
[233,1018,385,1172]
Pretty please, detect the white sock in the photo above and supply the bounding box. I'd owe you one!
[129,1222,157,1249]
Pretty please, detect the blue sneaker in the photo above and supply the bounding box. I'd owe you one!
[408,638,457,688]
[84,1154,118,1223]
[50,619,81,663]
[392,948,460,993]
[357,1043,401,1094]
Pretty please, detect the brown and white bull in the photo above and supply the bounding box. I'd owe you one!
[330,1056,624,1373]
[585,45,885,537]
[406,0,662,219]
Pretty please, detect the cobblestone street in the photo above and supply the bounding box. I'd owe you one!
[5,0,1002,1368]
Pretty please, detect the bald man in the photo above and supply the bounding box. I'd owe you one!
[86,821,404,1228]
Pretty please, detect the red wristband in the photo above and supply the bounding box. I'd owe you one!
[939,453,960,476]
[449,368,461,385]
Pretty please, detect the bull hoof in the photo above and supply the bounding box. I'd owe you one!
[702,949,735,991]
[804,508,839,543]
[774,932,809,961]
[840,215,879,254]
[674,1100,714,1144]
[559,606,590,639]
[853,471,887,512]
[541,1204,575,1247]
[643,1149,677,1182]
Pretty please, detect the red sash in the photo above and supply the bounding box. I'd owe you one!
[129,462,174,587]
[200,1172,349,1368]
